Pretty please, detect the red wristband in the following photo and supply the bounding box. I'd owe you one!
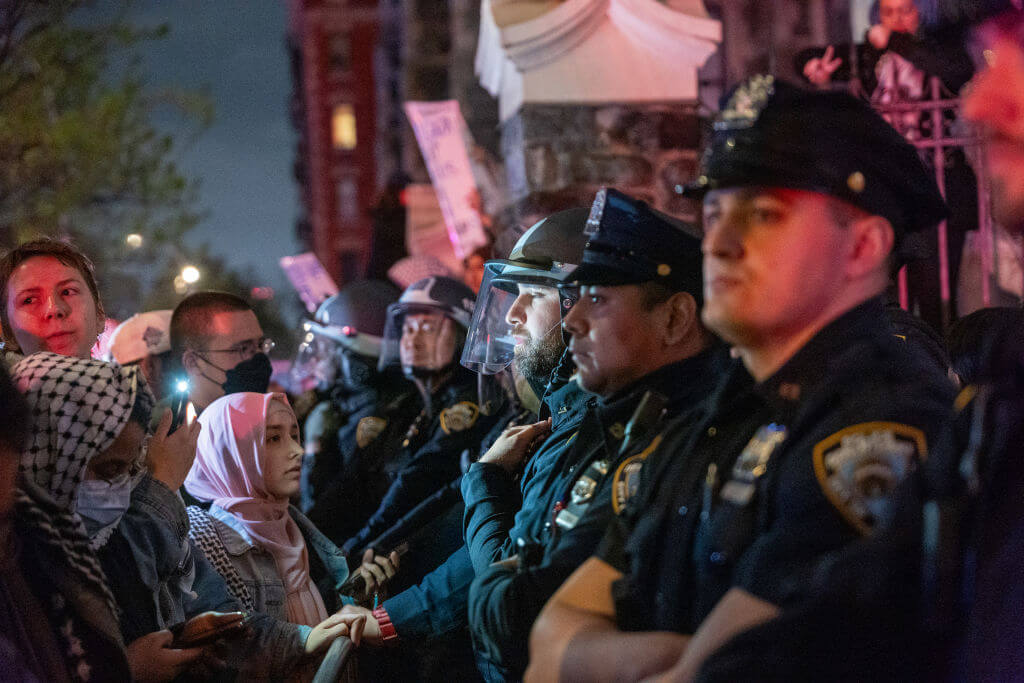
[372,606,398,642]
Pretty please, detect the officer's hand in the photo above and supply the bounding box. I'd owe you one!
[147,408,202,491]
[339,605,383,646]
[357,548,400,597]
[803,45,842,87]
[479,418,552,474]
[126,630,205,682]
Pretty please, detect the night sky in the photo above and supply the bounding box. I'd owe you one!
[124,1,301,323]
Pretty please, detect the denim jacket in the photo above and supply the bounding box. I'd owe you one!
[101,474,311,680]
[190,504,354,621]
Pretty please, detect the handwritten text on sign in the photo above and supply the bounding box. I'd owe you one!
[279,253,339,313]
[404,100,488,260]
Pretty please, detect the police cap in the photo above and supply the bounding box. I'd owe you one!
[684,76,949,253]
[570,188,703,304]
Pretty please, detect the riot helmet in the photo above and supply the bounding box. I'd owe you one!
[292,280,400,391]
[379,276,476,379]
[461,207,588,375]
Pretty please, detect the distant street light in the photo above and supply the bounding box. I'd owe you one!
[180,265,201,284]
[125,233,143,248]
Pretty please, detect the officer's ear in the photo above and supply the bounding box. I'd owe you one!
[845,214,895,283]
[662,291,700,347]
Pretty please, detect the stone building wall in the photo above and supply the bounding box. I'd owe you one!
[491,102,704,256]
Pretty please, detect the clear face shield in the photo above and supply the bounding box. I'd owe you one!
[379,305,461,375]
[289,328,340,391]
[460,261,577,375]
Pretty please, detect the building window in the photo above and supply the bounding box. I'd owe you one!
[331,104,357,150]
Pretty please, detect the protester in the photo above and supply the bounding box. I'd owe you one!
[184,392,396,647]
[11,352,205,681]
[0,359,134,682]
[104,310,175,401]
[169,290,273,414]
[0,238,105,360]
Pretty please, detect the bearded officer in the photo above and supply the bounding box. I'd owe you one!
[527,76,955,682]
[468,188,729,681]
[335,207,592,680]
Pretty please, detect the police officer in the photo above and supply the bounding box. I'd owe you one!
[697,7,1024,681]
[335,208,592,680]
[527,76,956,681]
[295,280,412,524]
[467,188,729,681]
[340,276,505,559]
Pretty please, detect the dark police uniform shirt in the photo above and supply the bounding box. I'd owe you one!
[302,373,414,514]
[306,386,421,546]
[343,370,507,557]
[698,319,1024,683]
[598,297,954,634]
[467,347,729,680]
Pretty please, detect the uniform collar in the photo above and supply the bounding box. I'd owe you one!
[599,345,730,422]
[543,378,592,432]
[755,296,889,414]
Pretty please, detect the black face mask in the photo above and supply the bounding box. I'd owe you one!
[221,352,273,395]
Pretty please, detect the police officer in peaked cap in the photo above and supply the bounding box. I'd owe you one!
[467,187,729,680]
[527,77,956,681]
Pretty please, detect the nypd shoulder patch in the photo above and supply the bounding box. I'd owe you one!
[813,421,926,535]
[440,401,480,434]
[356,416,388,449]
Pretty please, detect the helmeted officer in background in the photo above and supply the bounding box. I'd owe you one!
[527,76,956,682]
[336,208,592,681]
[294,280,412,521]
[468,188,729,681]
[340,276,505,560]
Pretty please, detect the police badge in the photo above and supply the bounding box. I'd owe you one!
[439,401,480,434]
[813,421,926,535]
[716,74,775,131]
[356,416,387,449]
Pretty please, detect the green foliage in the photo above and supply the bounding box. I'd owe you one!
[0,0,290,350]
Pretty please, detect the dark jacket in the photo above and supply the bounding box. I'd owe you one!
[468,348,729,679]
[342,371,506,558]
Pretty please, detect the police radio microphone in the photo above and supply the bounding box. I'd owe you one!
[620,390,668,455]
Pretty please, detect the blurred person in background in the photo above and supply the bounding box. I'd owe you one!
[294,281,413,521]
[104,310,175,401]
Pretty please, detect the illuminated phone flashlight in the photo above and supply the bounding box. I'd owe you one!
[176,379,190,394]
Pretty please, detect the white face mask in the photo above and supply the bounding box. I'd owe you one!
[75,473,133,535]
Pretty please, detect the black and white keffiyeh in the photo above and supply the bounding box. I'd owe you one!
[9,353,153,682]
[13,352,152,509]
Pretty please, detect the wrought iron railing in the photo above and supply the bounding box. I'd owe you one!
[870,76,1021,330]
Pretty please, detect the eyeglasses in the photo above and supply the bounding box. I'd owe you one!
[199,337,275,361]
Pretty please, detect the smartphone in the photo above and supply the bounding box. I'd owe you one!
[170,611,249,649]
[168,393,189,434]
